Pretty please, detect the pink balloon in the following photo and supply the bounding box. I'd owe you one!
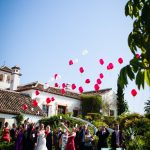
[61,89,65,95]
[97,79,102,84]
[136,54,140,59]
[99,73,104,79]
[107,63,114,70]
[32,99,38,107]
[71,84,76,90]
[22,104,28,110]
[94,84,100,91]
[131,89,137,96]
[51,97,55,101]
[69,60,73,65]
[99,59,104,65]
[35,90,40,96]
[62,83,66,88]
[79,67,84,73]
[79,86,84,93]
[54,74,58,79]
[54,83,58,87]
[85,79,90,84]
[46,97,51,104]
[118,58,123,64]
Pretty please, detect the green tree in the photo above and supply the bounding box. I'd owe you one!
[81,94,102,117]
[117,81,128,115]
[118,0,150,89]
[144,98,150,113]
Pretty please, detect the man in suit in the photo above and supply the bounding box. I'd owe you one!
[78,124,87,150]
[96,126,110,150]
[111,124,125,150]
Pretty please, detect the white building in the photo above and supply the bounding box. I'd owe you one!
[0,65,21,90]
[0,65,118,127]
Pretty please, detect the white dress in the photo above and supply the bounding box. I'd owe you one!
[34,131,47,150]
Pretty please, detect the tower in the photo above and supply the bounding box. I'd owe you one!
[10,65,22,90]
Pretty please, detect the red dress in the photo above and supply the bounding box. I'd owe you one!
[2,128,10,142]
[66,135,76,150]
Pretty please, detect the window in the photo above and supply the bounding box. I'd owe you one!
[58,105,66,114]
[6,75,11,83]
[0,74,3,82]
[42,105,49,116]
[73,110,78,117]
[109,109,115,116]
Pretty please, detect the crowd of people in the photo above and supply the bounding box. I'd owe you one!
[0,119,125,150]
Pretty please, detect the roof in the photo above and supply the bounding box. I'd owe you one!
[0,66,12,73]
[83,88,112,95]
[17,82,112,100]
[0,89,44,116]
[17,81,81,100]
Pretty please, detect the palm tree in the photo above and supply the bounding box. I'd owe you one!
[144,99,150,114]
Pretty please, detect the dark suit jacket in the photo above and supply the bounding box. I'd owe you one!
[111,130,125,148]
[79,129,86,143]
[96,129,109,148]
[46,131,53,150]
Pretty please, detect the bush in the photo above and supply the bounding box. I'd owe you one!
[39,114,84,130]
[0,142,14,150]
[87,113,102,120]
[92,120,108,128]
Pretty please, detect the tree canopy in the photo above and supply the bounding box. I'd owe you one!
[118,0,150,89]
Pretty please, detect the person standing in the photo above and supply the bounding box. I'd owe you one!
[34,124,47,150]
[96,126,109,150]
[10,123,17,142]
[45,125,53,150]
[2,122,10,142]
[78,125,87,150]
[111,124,125,150]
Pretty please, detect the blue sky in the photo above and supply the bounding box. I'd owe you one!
[0,0,149,114]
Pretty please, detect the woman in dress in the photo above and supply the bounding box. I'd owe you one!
[84,129,94,150]
[34,124,47,150]
[15,125,24,150]
[2,122,10,142]
[61,123,76,150]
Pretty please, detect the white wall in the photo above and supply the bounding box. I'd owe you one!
[0,70,11,89]
[0,113,43,128]
[102,90,117,117]
[21,90,81,117]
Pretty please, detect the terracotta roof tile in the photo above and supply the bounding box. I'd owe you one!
[17,82,81,100]
[0,89,44,116]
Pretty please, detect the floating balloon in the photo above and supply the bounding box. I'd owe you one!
[46,97,51,104]
[69,60,73,65]
[35,90,40,96]
[79,67,84,73]
[99,73,104,79]
[71,84,76,90]
[61,89,65,95]
[107,63,114,70]
[54,74,58,79]
[51,97,55,101]
[85,79,90,84]
[99,59,104,65]
[54,83,59,87]
[79,86,84,93]
[97,79,102,84]
[118,58,123,64]
[136,54,140,59]
[32,99,38,107]
[22,104,28,110]
[62,83,66,88]
[94,84,100,91]
[131,89,137,96]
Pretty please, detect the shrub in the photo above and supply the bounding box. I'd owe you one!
[87,113,102,120]
[92,120,108,128]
